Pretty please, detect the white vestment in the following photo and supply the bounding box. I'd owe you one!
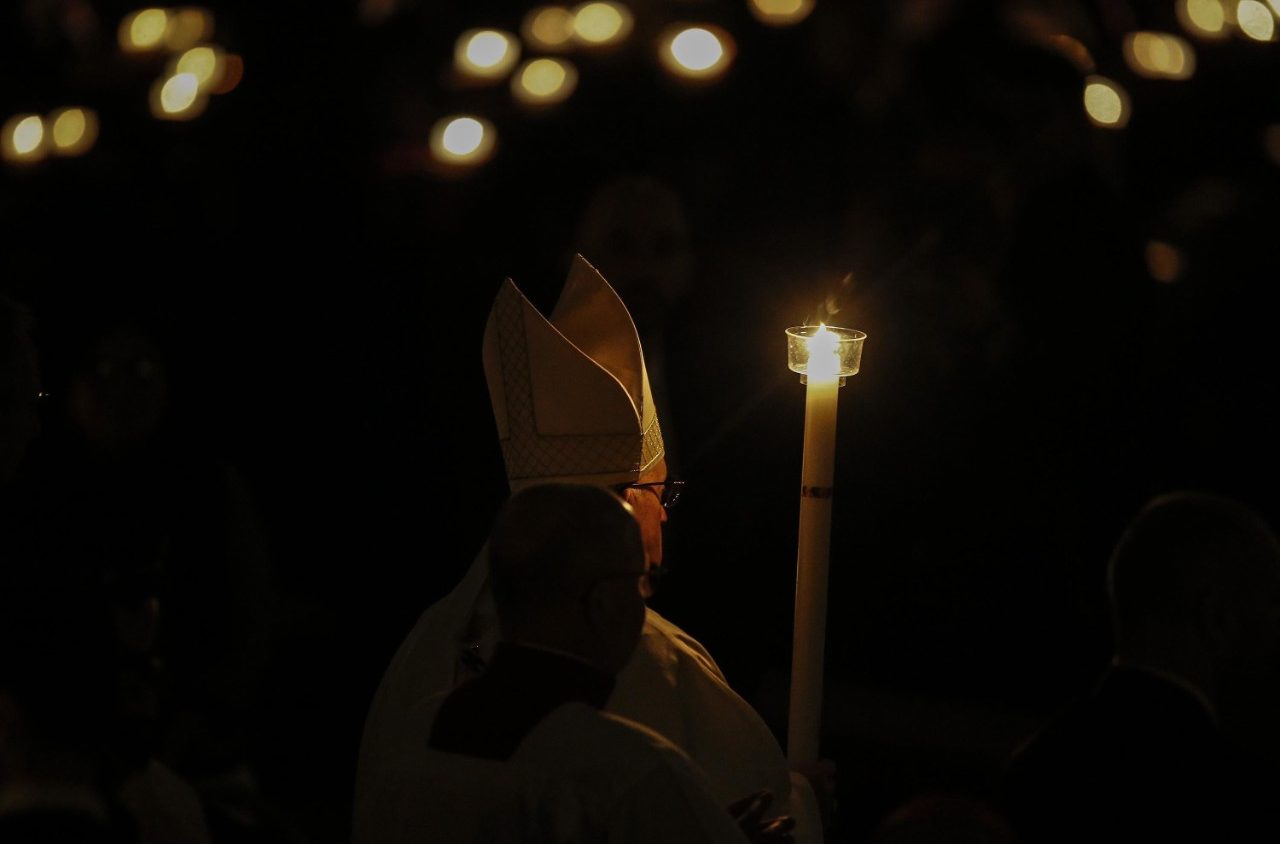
[366,693,749,844]
[353,548,822,844]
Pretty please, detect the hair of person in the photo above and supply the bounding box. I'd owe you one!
[1107,490,1280,641]
[488,482,643,630]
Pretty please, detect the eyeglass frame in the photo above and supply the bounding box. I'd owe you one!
[617,479,685,511]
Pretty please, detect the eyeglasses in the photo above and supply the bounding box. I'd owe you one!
[619,479,685,511]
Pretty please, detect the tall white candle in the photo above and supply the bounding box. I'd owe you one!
[788,325,841,765]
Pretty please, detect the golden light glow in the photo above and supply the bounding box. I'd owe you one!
[1236,0,1277,40]
[1123,32,1196,79]
[1083,76,1130,128]
[512,58,578,106]
[211,54,244,94]
[151,73,207,119]
[522,6,575,51]
[571,2,633,46]
[164,7,214,51]
[49,108,98,156]
[120,8,170,52]
[1269,0,1280,16]
[747,0,814,26]
[661,25,735,79]
[454,29,520,79]
[1178,0,1229,38]
[429,116,496,166]
[1145,241,1184,283]
[2,115,46,163]
[174,45,225,91]
[1047,34,1097,73]
[1264,124,1280,165]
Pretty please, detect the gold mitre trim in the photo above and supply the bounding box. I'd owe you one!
[482,254,665,491]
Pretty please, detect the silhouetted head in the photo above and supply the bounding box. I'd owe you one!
[67,319,169,455]
[488,483,648,674]
[572,174,693,331]
[1108,491,1280,680]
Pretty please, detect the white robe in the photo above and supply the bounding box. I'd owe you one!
[353,548,822,844]
[365,694,749,844]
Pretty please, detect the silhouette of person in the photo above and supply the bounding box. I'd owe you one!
[0,292,44,492]
[35,310,277,840]
[367,482,783,843]
[999,490,1280,843]
[355,256,825,843]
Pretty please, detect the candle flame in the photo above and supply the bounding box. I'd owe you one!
[807,324,840,380]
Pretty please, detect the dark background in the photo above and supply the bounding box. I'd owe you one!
[5,0,1280,841]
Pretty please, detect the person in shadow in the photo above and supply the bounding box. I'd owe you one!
[369,482,789,843]
[999,490,1280,842]
[355,257,828,844]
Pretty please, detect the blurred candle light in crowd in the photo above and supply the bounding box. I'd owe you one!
[1236,0,1277,40]
[429,115,496,166]
[49,108,98,156]
[1083,75,1130,128]
[512,58,578,106]
[748,0,814,26]
[173,45,225,91]
[660,25,735,79]
[2,115,46,164]
[454,29,520,79]
[1178,0,1229,38]
[1264,124,1280,165]
[120,8,169,53]
[151,72,207,119]
[210,54,244,94]
[523,6,575,51]
[164,7,213,51]
[1124,32,1196,79]
[1047,34,1097,73]
[571,2,633,46]
[358,0,397,26]
[1145,241,1185,283]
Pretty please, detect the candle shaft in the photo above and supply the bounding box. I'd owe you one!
[788,369,838,765]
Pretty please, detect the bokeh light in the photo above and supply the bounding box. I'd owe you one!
[151,73,208,119]
[454,29,520,79]
[1083,75,1130,128]
[660,25,735,80]
[1264,124,1280,165]
[429,116,496,167]
[522,6,575,51]
[49,108,99,156]
[1145,241,1185,283]
[512,58,578,106]
[1177,0,1229,38]
[1236,0,1277,40]
[747,0,815,26]
[173,45,225,91]
[119,8,170,53]
[1046,34,1097,74]
[2,115,47,164]
[211,54,244,94]
[164,7,214,51]
[1123,32,1196,79]
[571,2,633,46]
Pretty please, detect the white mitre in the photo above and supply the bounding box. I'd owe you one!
[482,254,664,492]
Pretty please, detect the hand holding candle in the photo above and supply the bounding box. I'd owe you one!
[784,323,865,766]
